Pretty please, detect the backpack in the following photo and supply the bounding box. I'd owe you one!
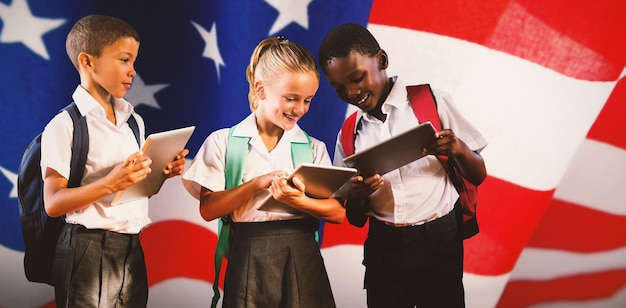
[210,125,314,307]
[339,84,479,239]
[17,102,140,285]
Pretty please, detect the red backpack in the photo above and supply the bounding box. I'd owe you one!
[339,84,479,239]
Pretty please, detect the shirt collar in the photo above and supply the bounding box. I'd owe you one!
[232,113,309,143]
[358,76,408,123]
[71,85,135,125]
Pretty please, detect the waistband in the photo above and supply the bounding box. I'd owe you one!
[69,224,139,243]
[369,208,458,238]
[231,218,319,237]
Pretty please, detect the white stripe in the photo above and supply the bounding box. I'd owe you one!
[148,278,216,307]
[0,246,54,308]
[322,245,367,308]
[553,139,626,215]
[148,160,218,234]
[463,272,512,308]
[528,284,626,308]
[510,246,626,281]
[368,24,614,191]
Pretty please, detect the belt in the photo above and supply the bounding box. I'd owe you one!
[369,208,458,237]
[231,218,319,237]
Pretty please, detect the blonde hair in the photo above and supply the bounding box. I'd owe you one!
[245,36,319,111]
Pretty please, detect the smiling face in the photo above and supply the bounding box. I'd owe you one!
[80,36,139,104]
[322,50,389,113]
[256,70,319,132]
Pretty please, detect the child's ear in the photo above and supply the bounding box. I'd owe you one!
[378,50,389,69]
[78,52,93,70]
[255,80,266,100]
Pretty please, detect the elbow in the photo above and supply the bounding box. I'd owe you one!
[199,206,220,222]
[325,207,346,224]
[44,203,64,218]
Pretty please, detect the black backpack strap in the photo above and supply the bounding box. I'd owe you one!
[64,102,88,189]
[63,105,140,189]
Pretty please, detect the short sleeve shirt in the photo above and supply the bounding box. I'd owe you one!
[40,85,149,233]
[333,77,488,225]
[182,113,332,222]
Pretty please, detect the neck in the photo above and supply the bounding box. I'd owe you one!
[368,77,395,122]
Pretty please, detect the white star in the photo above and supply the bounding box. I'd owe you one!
[0,166,17,198]
[265,0,312,35]
[191,21,225,81]
[0,0,65,60]
[125,74,168,109]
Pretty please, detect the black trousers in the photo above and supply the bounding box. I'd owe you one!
[52,223,148,308]
[364,209,465,308]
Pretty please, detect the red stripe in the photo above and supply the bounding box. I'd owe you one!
[527,199,626,252]
[463,177,555,275]
[369,0,626,80]
[587,76,626,149]
[140,220,216,286]
[321,219,368,248]
[498,269,626,307]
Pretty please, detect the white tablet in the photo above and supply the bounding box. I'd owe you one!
[111,126,195,205]
[343,121,436,177]
[259,163,357,214]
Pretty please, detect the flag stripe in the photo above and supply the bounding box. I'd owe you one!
[587,76,626,149]
[142,220,215,286]
[499,269,626,307]
[370,0,626,81]
[527,199,626,252]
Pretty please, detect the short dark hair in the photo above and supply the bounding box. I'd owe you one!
[318,23,380,66]
[66,14,140,70]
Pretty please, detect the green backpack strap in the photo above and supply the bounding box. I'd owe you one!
[211,127,314,307]
[211,126,249,308]
[289,132,324,243]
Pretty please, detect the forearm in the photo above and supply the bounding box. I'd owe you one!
[452,149,486,185]
[292,197,345,224]
[344,196,369,227]
[199,178,262,221]
[43,177,117,218]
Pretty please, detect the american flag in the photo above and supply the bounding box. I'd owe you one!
[1,0,625,307]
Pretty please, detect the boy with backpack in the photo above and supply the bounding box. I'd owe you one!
[37,14,187,307]
[318,23,488,307]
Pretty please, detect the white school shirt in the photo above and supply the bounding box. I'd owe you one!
[333,77,488,225]
[40,85,149,234]
[182,113,332,222]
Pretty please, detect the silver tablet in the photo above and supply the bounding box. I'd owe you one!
[343,121,436,177]
[259,163,357,214]
[111,126,195,205]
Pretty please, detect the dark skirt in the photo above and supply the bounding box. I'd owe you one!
[223,219,336,308]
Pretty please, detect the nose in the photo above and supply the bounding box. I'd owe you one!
[345,85,360,99]
[294,101,309,115]
[129,65,136,78]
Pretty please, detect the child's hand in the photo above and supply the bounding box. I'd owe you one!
[108,151,152,192]
[349,173,384,201]
[270,175,305,205]
[258,171,289,190]
[164,148,189,178]
[422,129,464,157]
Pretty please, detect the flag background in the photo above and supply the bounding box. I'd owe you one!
[1,0,625,307]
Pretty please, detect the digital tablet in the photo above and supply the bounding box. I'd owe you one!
[259,163,357,214]
[111,126,195,205]
[343,121,436,177]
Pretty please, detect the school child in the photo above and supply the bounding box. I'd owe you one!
[41,14,188,307]
[318,23,488,307]
[182,36,342,308]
